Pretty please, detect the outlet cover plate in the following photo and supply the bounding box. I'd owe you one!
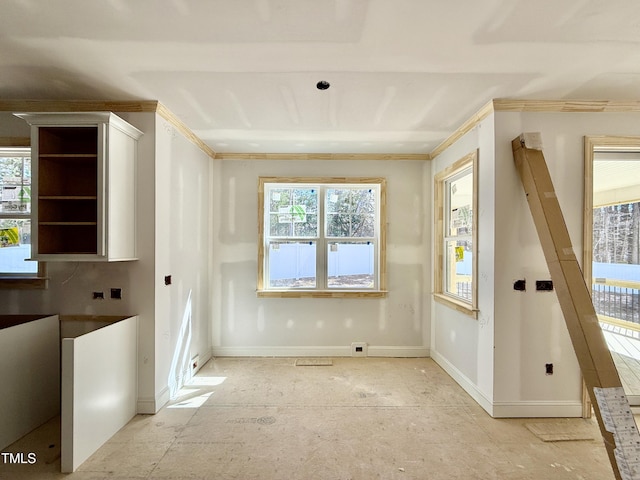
[351,342,368,357]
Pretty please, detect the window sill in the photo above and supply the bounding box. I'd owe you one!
[0,276,48,290]
[257,289,387,299]
[433,293,477,319]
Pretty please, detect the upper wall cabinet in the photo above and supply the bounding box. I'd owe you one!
[14,112,143,262]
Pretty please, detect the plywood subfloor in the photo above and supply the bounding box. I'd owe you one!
[0,358,616,480]
[525,421,596,442]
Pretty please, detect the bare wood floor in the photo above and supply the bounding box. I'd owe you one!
[602,322,640,401]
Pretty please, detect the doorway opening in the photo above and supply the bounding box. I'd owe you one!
[584,136,640,407]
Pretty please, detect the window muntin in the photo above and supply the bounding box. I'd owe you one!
[434,151,477,316]
[259,178,385,296]
[0,148,37,275]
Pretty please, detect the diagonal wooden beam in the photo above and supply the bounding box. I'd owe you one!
[513,133,640,480]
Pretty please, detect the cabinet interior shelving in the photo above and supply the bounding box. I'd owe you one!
[14,112,142,261]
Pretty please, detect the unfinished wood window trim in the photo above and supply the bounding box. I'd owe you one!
[258,176,387,298]
[583,135,640,295]
[433,150,478,318]
[0,139,47,289]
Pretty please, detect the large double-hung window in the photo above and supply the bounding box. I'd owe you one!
[258,177,386,298]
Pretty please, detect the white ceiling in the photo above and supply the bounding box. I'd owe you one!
[2,0,640,154]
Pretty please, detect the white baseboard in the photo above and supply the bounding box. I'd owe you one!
[137,386,169,414]
[197,347,213,373]
[430,349,494,415]
[211,345,429,358]
[368,346,429,357]
[492,401,583,418]
[431,350,583,418]
[139,348,214,414]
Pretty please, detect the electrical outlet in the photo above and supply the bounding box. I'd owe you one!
[513,279,526,291]
[110,288,122,299]
[92,291,104,300]
[351,342,368,357]
[545,363,554,375]
[536,280,554,291]
[191,355,200,376]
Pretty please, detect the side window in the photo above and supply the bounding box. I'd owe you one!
[0,146,46,288]
[434,151,477,316]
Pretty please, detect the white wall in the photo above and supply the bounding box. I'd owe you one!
[154,115,212,403]
[430,114,496,413]
[211,159,430,356]
[432,108,640,418]
[492,111,640,417]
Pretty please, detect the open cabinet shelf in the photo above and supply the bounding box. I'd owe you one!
[14,112,142,261]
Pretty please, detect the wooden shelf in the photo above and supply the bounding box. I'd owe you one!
[39,196,98,200]
[14,112,142,261]
[39,222,97,226]
[39,153,97,158]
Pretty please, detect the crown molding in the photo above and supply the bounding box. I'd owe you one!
[215,152,429,161]
[0,99,216,159]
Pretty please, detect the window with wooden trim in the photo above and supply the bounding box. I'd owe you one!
[0,145,46,289]
[434,151,478,316]
[258,177,386,298]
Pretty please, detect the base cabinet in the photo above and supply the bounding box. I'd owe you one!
[15,112,142,261]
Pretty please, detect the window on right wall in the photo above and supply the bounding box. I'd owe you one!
[434,150,478,317]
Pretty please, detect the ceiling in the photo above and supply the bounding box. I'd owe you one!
[593,152,640,206]
[2,0,640,155]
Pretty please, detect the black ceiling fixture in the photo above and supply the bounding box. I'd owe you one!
[316,80,330,90]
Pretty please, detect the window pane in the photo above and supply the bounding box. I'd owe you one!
[447,171,472,236]
[268,241,316,288]
[327,242,374,288]
[326,187,376,237]
[268,187,317,237]
[1,155,31,215]
[445,239,472,301]
[0,219,37,274]
[326,188,375,214]
[326,213,375,237]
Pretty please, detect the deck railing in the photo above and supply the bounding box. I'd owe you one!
[592,278,640,327]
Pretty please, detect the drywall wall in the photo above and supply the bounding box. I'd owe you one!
[430,113,496,413]
[154,114,212,403]
[432,108,640,418]
[211,158,430,356]
[492,110,640,417]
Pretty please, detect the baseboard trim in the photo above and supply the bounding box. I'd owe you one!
[197,347,213,373]
[431,350,583,418]
[137,386,169,414]
[492,401,583,418]
[430,350,494,416]
[211,346,429,358]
